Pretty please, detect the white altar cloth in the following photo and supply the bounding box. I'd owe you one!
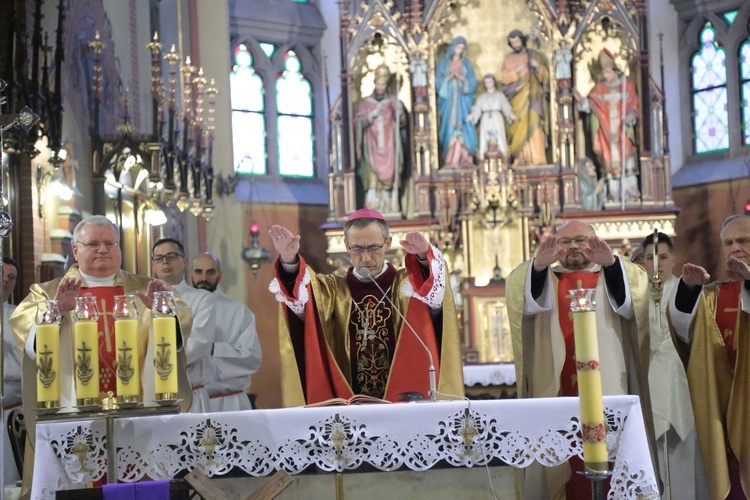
[32,396,658,499]
[462,363,516,386]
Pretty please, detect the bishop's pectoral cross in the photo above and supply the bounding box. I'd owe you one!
[357,311,375,343]
[356,299,376,343]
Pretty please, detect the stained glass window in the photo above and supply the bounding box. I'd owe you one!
[723,10,739,26]
[691,25,729,154]
[741,40,750,146]
[276,51,314,178]
[230,44,267,175]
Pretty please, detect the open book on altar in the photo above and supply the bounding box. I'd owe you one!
[304,394,392,407]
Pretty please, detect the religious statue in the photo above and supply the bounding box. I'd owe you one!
[466,74,516,160]
[410,50,429,104]
[554,40,573,90]
[436,36,477,168]
[500,29,550,167]
[354,64,408,213]
[574,50,640,203]
[578,157,604,211]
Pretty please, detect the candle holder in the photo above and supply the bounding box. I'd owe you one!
[73,296,101,410]
[570,288,609,477]
[35,299,61,414]
[152,291,179,404]
[114,294,142,408]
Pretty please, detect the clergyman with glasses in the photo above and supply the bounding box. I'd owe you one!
[150,237,216,413]
[505,220,657,499]
[268,208,464,406]
[9,215,192,495]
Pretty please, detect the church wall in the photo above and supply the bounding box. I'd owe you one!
[673,180,750,280]
[648,0,684,173]
[244,203,333,410]
[319,0,342,113]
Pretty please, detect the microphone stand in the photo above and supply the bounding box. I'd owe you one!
[360,267,438,401]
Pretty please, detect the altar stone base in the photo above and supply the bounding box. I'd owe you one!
[215,466,515,500]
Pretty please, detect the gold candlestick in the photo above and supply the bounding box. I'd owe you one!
[570,288,608,473]
[35,300,61,412]
[114,294,141,405]
[73,295,101,408]
[152,291,178,400]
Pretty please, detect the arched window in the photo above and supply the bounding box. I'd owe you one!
[230,44,267,175]
[741,39,750,146]
[691,24,729,154]
[275,51,314,178]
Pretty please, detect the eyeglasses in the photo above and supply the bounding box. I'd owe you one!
[348,242,387,256]
[557,237,589,247]
[151,252,184,263]
[77,241,119,250]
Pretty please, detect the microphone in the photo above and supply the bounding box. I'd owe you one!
[359,267,437,402]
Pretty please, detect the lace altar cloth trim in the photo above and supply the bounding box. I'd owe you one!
[463,364,517,387]
[32,396,658,500]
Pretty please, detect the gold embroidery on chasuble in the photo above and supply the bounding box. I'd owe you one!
[350,294,394,398]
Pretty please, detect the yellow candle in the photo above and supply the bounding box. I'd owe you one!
[573,309,608,470]
[74,320,100,403]
[36,323,60,406]
[153,316,178,396]
[115,318,140,398]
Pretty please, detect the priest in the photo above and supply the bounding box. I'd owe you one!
[268,208,463,406]
[506,220,657,498]
[10,215,192,495]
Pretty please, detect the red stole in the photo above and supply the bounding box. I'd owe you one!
[79,286,124,395]
[716,280,742,374]
[555,271,599,397]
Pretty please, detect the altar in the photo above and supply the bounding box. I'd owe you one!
[32,396,657,499]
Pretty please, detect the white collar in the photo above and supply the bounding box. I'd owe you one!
[353,261,388,281]
[79,270,116,286]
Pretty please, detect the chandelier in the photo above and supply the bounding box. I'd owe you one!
[89,32,218,222]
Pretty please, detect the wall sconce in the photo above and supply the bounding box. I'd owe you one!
[241,222,270,274]
[144,200,167,226]
[37,164,74,218]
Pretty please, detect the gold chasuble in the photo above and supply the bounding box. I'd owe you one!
[274,250,464,407]
[9,265,193,498]
[686,281,750,499]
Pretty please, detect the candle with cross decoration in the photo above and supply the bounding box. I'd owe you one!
[570,288,608,472]
[152,291,178,400]
[114,294,140,404]
[73,296,101,406]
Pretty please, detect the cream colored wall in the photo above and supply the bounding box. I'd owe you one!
[193,0,247,304]
[648,0,683,173]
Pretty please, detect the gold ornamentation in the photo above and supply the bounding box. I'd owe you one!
[457,408,481,460]
[101,391,118,411]
[71,435,90,472]
[76,341,94,385]
[155,336,173,380]
[329,416,346,459]
[200,426,219,458]
[116,341,135,384]
[37,344,57,388]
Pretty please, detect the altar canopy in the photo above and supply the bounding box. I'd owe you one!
[32,396,657,499]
